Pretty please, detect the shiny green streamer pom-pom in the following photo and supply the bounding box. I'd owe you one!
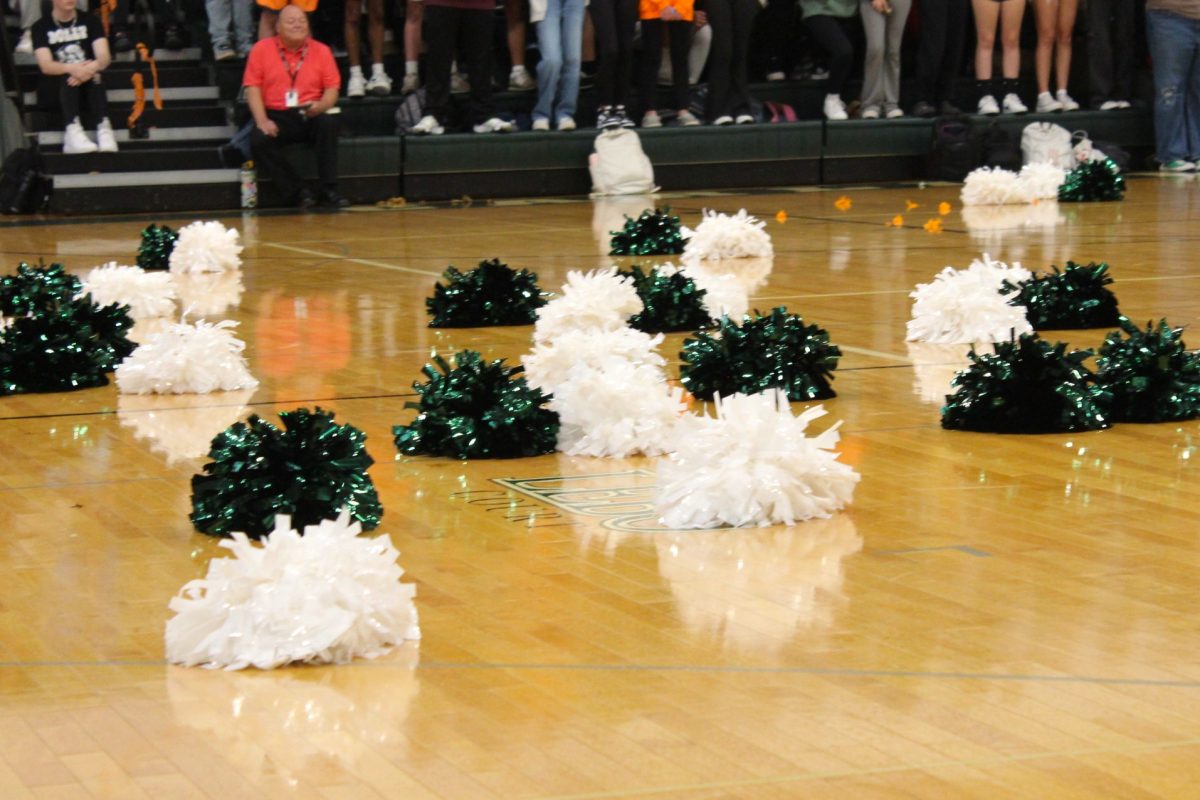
[941,333,1111,433]
[1058,158,1125,202]
[0,262,83,316]
[679,307,841,401]
[393,350,559,459]
[190,407,383,538]
[620,265,712,333]
[136,224,179,271]
[1001,261,1121,330]
[609,208,686,256]
[426,258,546,328]
[1095,317,1200,423]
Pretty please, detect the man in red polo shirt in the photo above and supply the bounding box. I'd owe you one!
[243,4,347,208]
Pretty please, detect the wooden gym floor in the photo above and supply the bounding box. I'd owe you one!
[2,178,1200,799]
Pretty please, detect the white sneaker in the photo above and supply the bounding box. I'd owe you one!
[411,115,444,135]
[531,117,550,131]
[347,72,366,98]
[508,66,535,91]
[885,106,904,119]
[1056,90,1079,111]
[860,105,880,119]
[735,114,755,124]
[765,70,785,82]
[401,73,420,94]
[823,94,848,121]
[713,115,734,125]
[63,121,98,154]
[1002,93,1028,114]
[15,29,33,54]
[366,72,392,96]
[1036,91,1062,112]
[1115,100,1132,109]
[451,72,470,94]
[556,116,576,131]
[978,94,1000,115]
[641,110,662,128]
[473,117,515,133]
[676,109,701,127]
[1099,100,1122,111]
[96,118,118,152]
[1159,159,1195,173]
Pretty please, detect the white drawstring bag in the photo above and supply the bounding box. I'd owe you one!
[1021,121,1073,169]
[589,129,659,196]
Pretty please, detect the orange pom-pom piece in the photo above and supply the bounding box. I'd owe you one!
[905,200,919,211]
[887,215,904,227]
[924,218,944,234]
[834,196,852,211]
[938,201,952,216]
[775,210,788,223]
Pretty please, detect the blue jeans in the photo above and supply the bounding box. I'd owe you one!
[1146,9,1200,162]
[206,0,254,53]
[534,0,585,123]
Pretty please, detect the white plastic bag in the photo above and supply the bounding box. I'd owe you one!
[589,129,659,196]
[1021,122,1073,169]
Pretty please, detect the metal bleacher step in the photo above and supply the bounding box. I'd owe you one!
[53,168,238,189]
[38,124,236,147]
[11,47,204,68]
[31,104,229,130]
[24,86,220,106]
[43,145,228,173]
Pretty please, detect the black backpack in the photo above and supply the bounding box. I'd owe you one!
[929,116,975,181]
[977,121,1022,171]
[0,147,52,215]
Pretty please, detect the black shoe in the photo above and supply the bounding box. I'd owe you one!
[939,101,963,116]
[615,105,636,129]
[319,190,350,208]
[597,106,620,130]
[217,143,244,168]
[163,25,184,50]
[111,28,133,53]
[912,100,937,118]
[297,189,317,209]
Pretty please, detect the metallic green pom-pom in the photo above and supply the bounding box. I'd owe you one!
[1095,317,1200,423]
[136,224,179,271]
[609,208,686,256]
[619,265,712,333]
[941,333,1111,433]
[394,350,559,459]
[426,258,546,327]
[0,262,82,316]
[1058,158,1125,202]
[679,307,841,401]
[190,407,383,538]
[1002,261,1121,330]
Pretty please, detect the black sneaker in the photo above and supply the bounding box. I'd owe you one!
[164,25,185,50]
[297,188,317,209]
[614,105,636,129]
[939,101,962,116]
[597,105,620,130]
[912,100,937,118]
[319,190,350,208]
[111,28,133,53]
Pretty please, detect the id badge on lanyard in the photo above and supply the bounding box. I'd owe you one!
[279,42,307,109]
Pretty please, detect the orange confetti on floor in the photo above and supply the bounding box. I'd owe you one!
[906,200,919,211]
[924,218,944,233]
[776,210,788,223]
[888,215,904,227]
[938,201,952,216]
[835,196,852,211]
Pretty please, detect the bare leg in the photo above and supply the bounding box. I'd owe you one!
[972,0,998,80]
[507,0,526,68]
[1055,0,1078,91]
[404,0,424,61]
[999,0,1024,79]
[345,0,363,67]
[1034,0,1057,94]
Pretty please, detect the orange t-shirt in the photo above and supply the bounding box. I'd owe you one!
[257,0,318,11]
[639,0,694,21]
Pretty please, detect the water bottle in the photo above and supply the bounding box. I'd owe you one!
[239,161,257,209]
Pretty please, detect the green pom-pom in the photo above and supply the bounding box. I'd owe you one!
[137,224,179,270]
[1095,318,1200,423]
[190,407,383,538]
[941,333,1111,433]
[0,262,82,316]
[1058,158,1125,202]
[619,265,712,333]
[394,350,559,459]
[609,208,686,256]
[679,307,841,401]
[426,258,546,327]
[1002,261,1121,330]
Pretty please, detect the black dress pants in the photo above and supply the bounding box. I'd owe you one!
[705,0,759,119]
[250,109,339,203]
[592,0,638,108]
[913,0,968,105]
[1086,0,1135,106]
[424,4,495,127]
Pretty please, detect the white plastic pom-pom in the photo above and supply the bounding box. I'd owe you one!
[552,357,688,458]
[906,253,1032,344]
[656,391,859,530]
[168,221,244,273]
[1017,162,1067,201]
[165,510,420,670]
[961,167,1026,206]
[115,318,259,394]
[524,326,664,394]
[79,262,177,318]
[681,208,774,262]
[533,268,642,342]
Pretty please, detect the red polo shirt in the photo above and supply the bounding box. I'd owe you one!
[243,35,340,111]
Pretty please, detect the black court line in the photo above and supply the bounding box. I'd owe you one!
[0,391,420,422]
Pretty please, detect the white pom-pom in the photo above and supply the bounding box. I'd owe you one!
[961,167,1025,206]
[524,326,664,394]
[117,391,253,464]
[906,254,1033,344]
[116,318,259,394]
[1017,162,1066,200]
[169,221,243,273]
[656,391,859,529]
[172,271,244,316]
[533,268,642,341]
[79,262,177,318]
[552,357,688,457]
[681,209,774,262]
[165,510,420,670]
[680,263,750,321]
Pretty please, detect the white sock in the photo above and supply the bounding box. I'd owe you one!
[511,64,526,76]
[350,65,364,78]
[372,62,386,76]
[405,60,418,75]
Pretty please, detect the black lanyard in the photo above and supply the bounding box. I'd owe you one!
[277,41,308,88]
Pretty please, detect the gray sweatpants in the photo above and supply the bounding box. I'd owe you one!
[859,0,912,110]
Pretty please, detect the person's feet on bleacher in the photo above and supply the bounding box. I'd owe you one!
[15,29,33,54]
